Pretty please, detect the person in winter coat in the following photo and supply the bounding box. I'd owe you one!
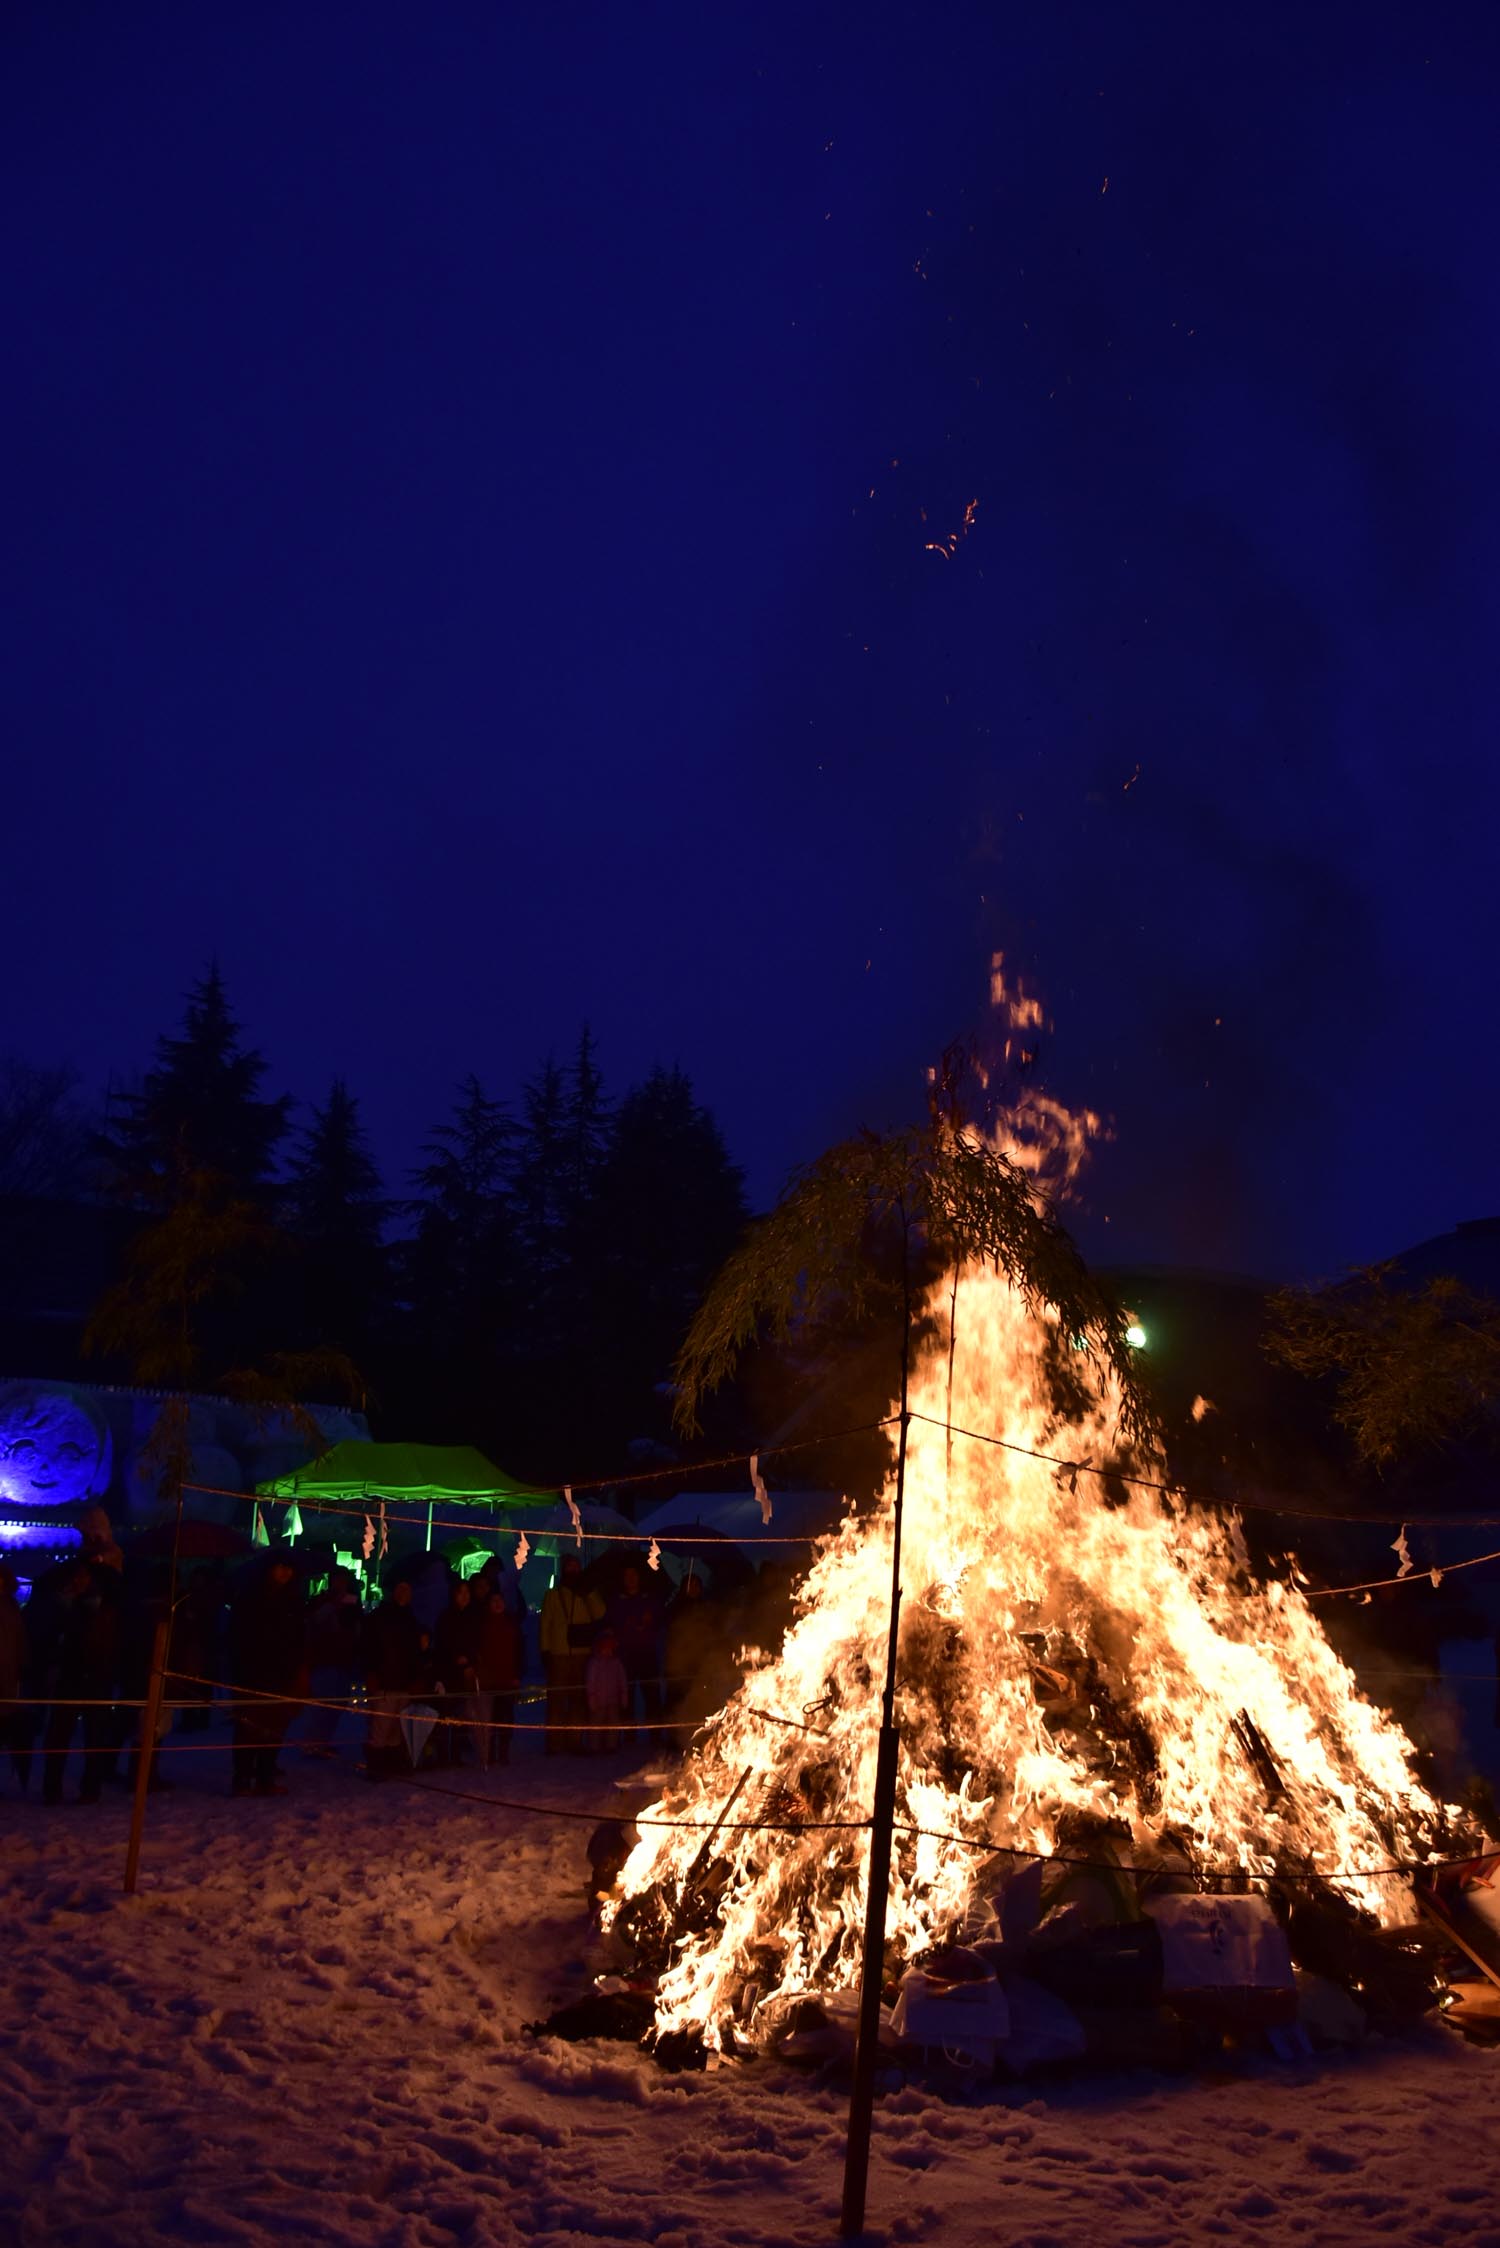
[584,1627,630,1753]
[430,1582,482,1765]
[475,1553,528,1619]
[664,1570,726,1745]
[362,1578,426,1779]
[409,1551,453,1637]
[604,1563,664,1737]
[300,1567,363,1758]
[472,1591,521,1767]
[0,1564,29,1793]
[539,1555,603,1756]
[78,1506,124,1573]
[36,1556,124,1804]
[229,1558,307,1797]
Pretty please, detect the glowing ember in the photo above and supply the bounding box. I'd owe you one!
[613,1101,1467,2052]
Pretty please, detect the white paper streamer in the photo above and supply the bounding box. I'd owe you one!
[362,1513,375,1561]
[1430,1566,1445,1589]
[564,1484,583,1546]
[750,1451,771,1525]
[514,1530,530,1572]
[379,1501,389,1560]
[1393,1525,1413,1579]
[647,1538,661,1572]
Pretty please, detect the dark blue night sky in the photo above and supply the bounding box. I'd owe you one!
[4,3,1496,1279]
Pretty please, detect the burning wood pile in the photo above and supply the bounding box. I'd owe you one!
[602,1121,1492,2075]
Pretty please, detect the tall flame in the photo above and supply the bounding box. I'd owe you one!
[615,1094,1457,2048]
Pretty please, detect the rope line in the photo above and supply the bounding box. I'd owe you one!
[390,1769,871,1835]
[889,1823,1474,1885]
[164,1672,829,1739]
[1306,1547,1500,1599]
[7,1735,1479,1881]
[172,1407,1500,1599]
[378,1773,1485,1888]
[182,1480,848,1547]
[185,1416,904,1542]
[912,1411,1500,1596]
[11,1690,1482,1884]
[911,1410,1500,1529]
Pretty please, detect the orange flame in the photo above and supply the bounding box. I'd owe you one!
[614,1101,1458,2049]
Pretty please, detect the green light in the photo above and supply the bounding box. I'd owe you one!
[1125,1322,1147,1349]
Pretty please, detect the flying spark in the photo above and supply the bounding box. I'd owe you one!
[924,496,979,560]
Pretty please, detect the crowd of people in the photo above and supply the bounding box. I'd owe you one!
[0,1523,791,1804]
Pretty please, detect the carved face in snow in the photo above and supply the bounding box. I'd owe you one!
[0,1385,113,1511]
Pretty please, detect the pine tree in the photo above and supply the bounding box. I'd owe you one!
[88,967,293,1394]
[590,1066,749,1431]
[84,1155,362,1498]
[509,1057,569,1279]
[561,1024,610,1244]
[102,964,289,1202]
[285,1080,389,1358]
[403,1076,516,1401]
[414,1074,512,1235]
[0,1057,95,1199]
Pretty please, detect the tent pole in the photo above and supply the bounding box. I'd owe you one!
[426,1499,434,1552]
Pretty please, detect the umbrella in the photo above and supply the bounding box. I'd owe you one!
[637,1487,847,1567]
[579,1542,660,1597]
[401,1704,439,1767]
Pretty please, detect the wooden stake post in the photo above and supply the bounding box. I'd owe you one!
[841,1225,914,2239]
[123,1618,170,1896]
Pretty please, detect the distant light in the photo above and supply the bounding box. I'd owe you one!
[1125,1323,1148,1350]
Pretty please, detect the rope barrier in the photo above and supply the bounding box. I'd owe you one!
[162,1671,828,1740]
[7,1727,1478,1885]
[164,1405,1500,1604]
[184,1480,851,1546]
[373,1769,1486,1890]
[391,1769,871,1835]
[1306,1546,1500,1599]
[911,1411,1500,1597]
[10,1684,1484,1888]
[888,1822,1478,1886]
[183,1416,904,1545]
[911,1410,1500,1529]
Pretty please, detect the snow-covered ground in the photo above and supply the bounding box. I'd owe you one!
[5,1729,1500,2248]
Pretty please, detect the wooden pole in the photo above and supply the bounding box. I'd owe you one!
[840,1213,913,2239]
[123,1618,170,1897]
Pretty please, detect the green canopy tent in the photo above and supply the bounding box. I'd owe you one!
[256,1441,555,1555]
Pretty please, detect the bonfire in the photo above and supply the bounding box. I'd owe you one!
[609,1036,1478,2056]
